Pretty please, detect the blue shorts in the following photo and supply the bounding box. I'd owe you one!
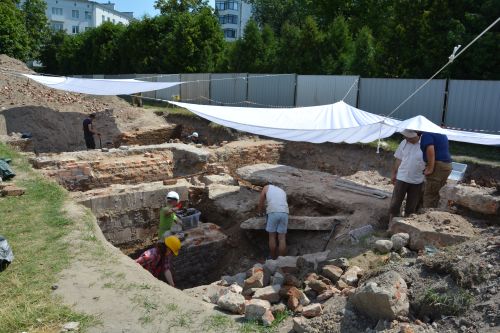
[266,212,289,234]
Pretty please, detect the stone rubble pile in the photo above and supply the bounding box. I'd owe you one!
[202,251,371,326]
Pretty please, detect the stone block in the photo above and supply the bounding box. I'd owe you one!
[261,309,275,326]
[253,285,281,303]
[293,317,309,333]
[325,257,350,270]
[287,287,310,307]
[322,265,343,283]
[245,299,271,320]
[271,272,285,286]
[1,185,25,196]
[302,303,323,318]
[217,292,245,314]
[308,279,329,294]
[244,269,264,290]
[440,184,500,215]
[391,233,410,251]
[340,266,363,287]
[284,274,301,288]
[351,270,409,321]
[375,240,393,254]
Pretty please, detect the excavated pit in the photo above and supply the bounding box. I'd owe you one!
[29,140,393,289]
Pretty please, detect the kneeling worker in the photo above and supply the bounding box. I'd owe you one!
[135,236,181,287]
[258,183,289,259]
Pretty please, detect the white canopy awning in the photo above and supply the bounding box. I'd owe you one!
[23,74,181,96]
[170,101,500,146]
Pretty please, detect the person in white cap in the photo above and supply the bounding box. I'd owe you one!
[158,191,182,239]
[187,132,200,144]
[389,130,425,224]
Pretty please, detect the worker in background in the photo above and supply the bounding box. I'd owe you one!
[258,183,289,259]
[82,113,100,150]
[420,132,452,208]
[389,130,425,224]
[135,235,181,287]
[158,191,182,239]
[131,92,143,107]
[187,132,200,144]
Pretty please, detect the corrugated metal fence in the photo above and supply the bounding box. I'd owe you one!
[75,73,500,133]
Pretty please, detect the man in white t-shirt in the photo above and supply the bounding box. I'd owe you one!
[258,183,289,259]
[389,130,426,224]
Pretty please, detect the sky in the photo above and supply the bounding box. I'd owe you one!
[109,0,216,18]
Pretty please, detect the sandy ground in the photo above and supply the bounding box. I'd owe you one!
[58,201,218,333]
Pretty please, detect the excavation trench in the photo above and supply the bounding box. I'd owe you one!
[28,138,393,289]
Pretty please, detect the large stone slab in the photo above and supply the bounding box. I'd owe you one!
[440,184,500,216]
[389,211,475,251]
[236,164,390,229]
[207,184,241,200]
[240,215,347,231]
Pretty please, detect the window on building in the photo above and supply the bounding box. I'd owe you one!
[215,1,225,10]
[51,7,63,15]
[85,11,92,20]
[72,10,79,19]
[226,1,238,10]
[102,15,105,22]
[223,29,236,38]
[219,14,238,24]
[107,17,110,22]
[51,21,64,31]
[112,19,115,24]
[72,25,79,34]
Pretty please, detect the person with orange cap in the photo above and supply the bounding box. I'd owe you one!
[135,236,181,287]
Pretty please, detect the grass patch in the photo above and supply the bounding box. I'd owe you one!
[421,288,473,316]
[238,310,291,333]
[0,143,95,332]
[204,314,234,331]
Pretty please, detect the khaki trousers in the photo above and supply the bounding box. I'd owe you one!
[423,161,452,208]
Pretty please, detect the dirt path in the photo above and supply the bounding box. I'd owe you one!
[57,201,219,333]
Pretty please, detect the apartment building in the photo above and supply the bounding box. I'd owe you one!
[20,0,133,34]
[215,0,253,40]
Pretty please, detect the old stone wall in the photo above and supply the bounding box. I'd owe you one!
[74,180,191,248]
[30,144,210,191]
[113,125,177,147]
[211,140,284,175]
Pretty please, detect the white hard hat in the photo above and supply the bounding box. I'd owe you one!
[192,132,199,138]
[166,191,179,201]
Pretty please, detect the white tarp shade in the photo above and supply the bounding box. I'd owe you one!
[170,101,500,146]
[23,74,181,96]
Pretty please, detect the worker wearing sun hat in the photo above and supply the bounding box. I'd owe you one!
[389,129,425,224]
[135,235,181,287]
[158,191,182,239]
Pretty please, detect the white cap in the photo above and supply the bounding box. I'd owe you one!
[401,129,418,138]
[166,191,179,201]
[192,132,199,138]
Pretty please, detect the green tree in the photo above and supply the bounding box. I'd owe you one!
[0,1,30,61]
[321,16,353,74]
[275,22,302,72]
[21,0,50,59]
[39,30,67,74]
[231,20,265,72]
[248,0,312,35]
[350,26,377,76]
[154,0,207,14]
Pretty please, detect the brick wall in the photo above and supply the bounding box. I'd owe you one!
[172,223,228,289]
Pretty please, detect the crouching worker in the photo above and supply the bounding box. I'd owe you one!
[135,236,181,287]
[158,191,182,239]
[258,183,289,259]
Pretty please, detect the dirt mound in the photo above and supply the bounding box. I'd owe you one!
[402,210,475,235]
[0,55,168,152]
